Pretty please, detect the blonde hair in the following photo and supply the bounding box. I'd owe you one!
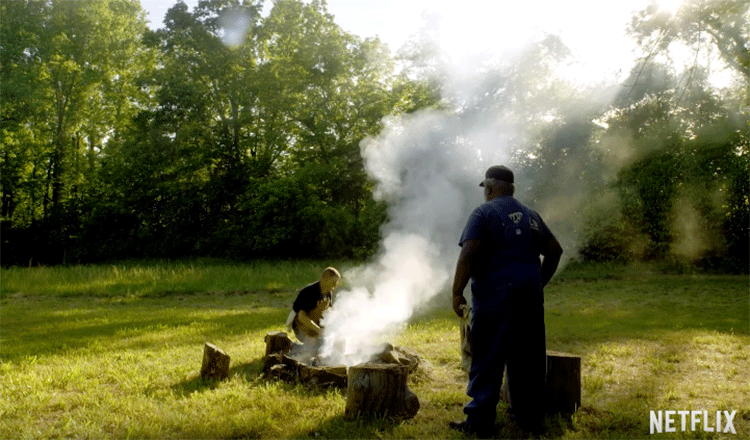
[320,267,340,282]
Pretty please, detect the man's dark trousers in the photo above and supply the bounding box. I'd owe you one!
[464,268,546,431]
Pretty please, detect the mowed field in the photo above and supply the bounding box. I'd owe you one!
[1,260,748,439]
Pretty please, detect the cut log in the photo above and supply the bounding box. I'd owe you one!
[345,363,419,420]
[499,351,581,414]
[262,333,425,392]
[263,353,300,374]
[264,354,300,382]
[200,342,230,381]
[264,331,293,357]
[372,346,420,373]
[545,350,581,414]
[299,364,348,389]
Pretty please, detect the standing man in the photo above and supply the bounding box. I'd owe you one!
[449,165,562,436]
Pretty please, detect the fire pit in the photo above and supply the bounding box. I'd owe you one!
[263,331,423,419]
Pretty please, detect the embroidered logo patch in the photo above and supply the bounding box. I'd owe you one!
[508,212,523,224]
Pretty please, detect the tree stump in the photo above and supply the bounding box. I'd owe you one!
[545,350,580,414]
[264,331,293,357]
[345,363,419,420]
[200,342,230,381]
[499,351,581,414]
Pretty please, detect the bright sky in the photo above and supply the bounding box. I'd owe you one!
[140,0,676,86]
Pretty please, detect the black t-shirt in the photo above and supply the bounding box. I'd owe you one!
[292,281,329,313]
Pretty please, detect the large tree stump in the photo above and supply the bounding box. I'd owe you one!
[545,350,580,414]
[200,342,230,381]
[345,364,419,420]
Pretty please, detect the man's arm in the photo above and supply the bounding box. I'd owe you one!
[452,239,481,316]
[540,234,563,287]
[296,310,321,337]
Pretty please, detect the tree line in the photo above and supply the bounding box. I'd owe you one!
[1,0,747,271]
[1,0,436,264]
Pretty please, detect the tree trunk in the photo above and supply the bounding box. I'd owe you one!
[345,364,419,420]
[200,342,230,381]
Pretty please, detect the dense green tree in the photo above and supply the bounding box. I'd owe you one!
[626,0,749,112]
[2,0,745,270]
[87,0,410,260]
[629,0,749,81]
[576,0,749,270]
[1,1,49,226]
[257,0,401,252]
[1,0,152,264]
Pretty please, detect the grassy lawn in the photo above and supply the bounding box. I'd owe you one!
[1,260,748,439]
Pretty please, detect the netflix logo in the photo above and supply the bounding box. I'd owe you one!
[650,410,737,435]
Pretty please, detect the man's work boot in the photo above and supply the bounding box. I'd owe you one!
[448,420,495,438]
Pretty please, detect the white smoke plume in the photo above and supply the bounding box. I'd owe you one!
[319,109,517,365]
[318,3,636,366]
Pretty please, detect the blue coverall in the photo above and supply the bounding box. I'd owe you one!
[459,195,553,431]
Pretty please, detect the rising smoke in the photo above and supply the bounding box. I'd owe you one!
[319,110,511,365]
[318,5,628,366]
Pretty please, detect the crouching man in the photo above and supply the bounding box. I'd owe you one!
[285,267,341,352]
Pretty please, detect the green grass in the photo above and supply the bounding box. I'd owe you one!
[1,260,748,439]
[1,259,356,298]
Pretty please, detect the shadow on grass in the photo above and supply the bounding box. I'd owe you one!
[1,297,288,362]
[229,358,266,383]
[168,356,350,400]
[292,410,575,439]
[540,411,575,437]
[291,413,406,440]
[169,358,267,398]
[170,375,223,397]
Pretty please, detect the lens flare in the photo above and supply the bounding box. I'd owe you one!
[219,9,251,47]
